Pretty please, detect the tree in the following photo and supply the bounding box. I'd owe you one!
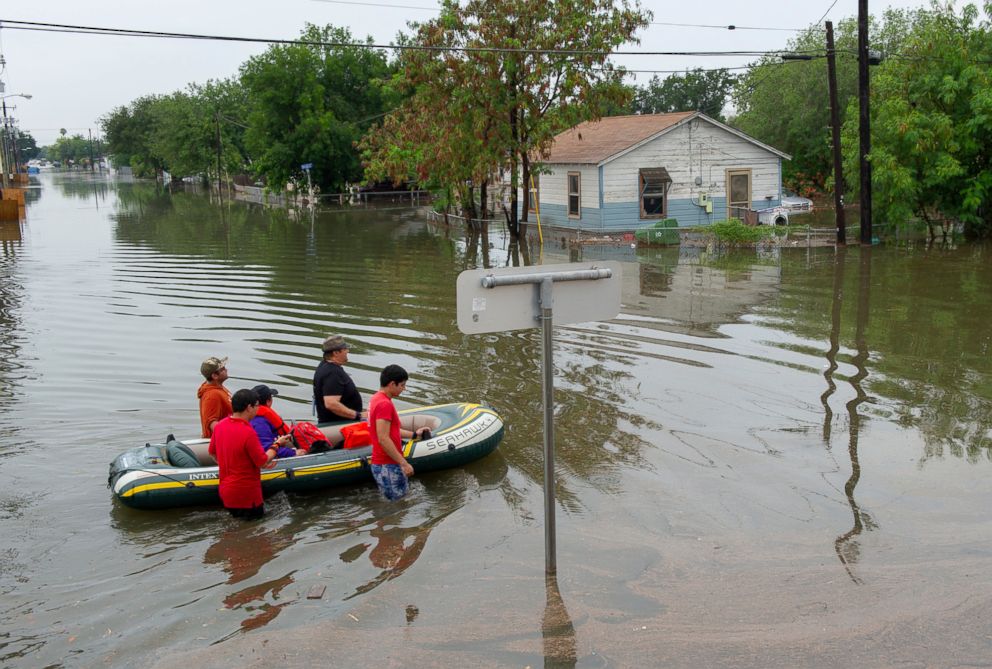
[102,96,166,177]
[842,1,992,239]
[239,23,397,193]
[48,133,92,166]
[12,129,39,161]
[362,0,650,237]
[732,8,918,191]
[628,69,738,120]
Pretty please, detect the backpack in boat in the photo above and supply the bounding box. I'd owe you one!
[340,422,371,449]
[290,422,331,454]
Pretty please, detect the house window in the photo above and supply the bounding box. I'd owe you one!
[528,173,539,213]
[726,169,752,219]
[567,172,581,218]
[639,167,671,219]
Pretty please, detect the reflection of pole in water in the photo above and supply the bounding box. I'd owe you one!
[821,247,846,445]
[542,574,577,669]
[834,248,876,584]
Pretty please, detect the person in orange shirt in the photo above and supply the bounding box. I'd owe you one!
[198,356,232,437]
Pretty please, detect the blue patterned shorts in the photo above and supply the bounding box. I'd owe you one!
[370,463,409,501]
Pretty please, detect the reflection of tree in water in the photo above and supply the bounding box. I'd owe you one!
[778,245,992,463]
[202,524,296,633]
[51,174,114,202]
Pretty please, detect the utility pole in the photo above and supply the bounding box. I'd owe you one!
[215,111,223,204]
[88,128,95,172]
[858,0,872,244]
[826,21,846,246]
[1,98,9,189]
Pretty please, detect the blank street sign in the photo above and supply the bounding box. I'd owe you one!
[456,262,621,335]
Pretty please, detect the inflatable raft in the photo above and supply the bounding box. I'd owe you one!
[109,402,504,510]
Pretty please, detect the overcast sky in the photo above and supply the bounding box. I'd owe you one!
[1,0,935,146]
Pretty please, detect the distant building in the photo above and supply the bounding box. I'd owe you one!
[527,111,791,232]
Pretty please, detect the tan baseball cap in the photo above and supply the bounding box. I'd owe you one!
[200,356,228,379]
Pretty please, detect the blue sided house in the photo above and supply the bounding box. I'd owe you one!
[528,111,791,232]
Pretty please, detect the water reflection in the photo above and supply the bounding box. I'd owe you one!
[542,575,577,669]
[202,524,297,633]
[0,221,26,454]
[820,248,845,443]
[821,248,878,583]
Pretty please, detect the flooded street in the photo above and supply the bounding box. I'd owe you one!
[1,173,990,668]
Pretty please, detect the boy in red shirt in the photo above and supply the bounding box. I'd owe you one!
[368,365,428,501]
[209,388,278,519]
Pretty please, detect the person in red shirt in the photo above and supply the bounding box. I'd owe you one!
[368,365,429,501]
[198,356,232,438]
[209,388,278,519]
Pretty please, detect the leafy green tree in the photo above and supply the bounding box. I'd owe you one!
[732,8,918,190]
[362,0,650,237]
[628,69,738,121]
[102,96,166,177]
[12,129,39,161]
[239,23,396,192]
[146,92,216,180]
[48,133,93,166]
[842,1,992,239]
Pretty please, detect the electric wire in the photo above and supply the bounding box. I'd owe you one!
[309,0,811,31]
[0,19,820,58]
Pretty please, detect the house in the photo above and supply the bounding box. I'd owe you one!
[527,111,791,232]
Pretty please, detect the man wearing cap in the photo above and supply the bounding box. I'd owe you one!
[249,384,299,457]
[313,335,366,424]
[198,356,232,438]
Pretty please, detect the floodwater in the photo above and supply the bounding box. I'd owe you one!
[1,173,990,668]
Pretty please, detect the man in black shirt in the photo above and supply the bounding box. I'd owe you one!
[313,335,366,424]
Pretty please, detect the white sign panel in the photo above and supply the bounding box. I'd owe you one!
[456,262,621,334]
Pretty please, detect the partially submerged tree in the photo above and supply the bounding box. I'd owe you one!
[240,24,396,193]
[362,0,650,237]
[732,8,918,191]
[842,1,992,239]
[102,96,165,177]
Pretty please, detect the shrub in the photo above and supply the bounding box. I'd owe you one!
[709,218,773,244]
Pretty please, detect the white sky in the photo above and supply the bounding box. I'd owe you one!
[1,0,935,146]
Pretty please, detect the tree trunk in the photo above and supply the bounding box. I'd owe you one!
[920,208,935,243]
[508,108,520,239]
[480,181,488,219]
[463,184,477,221]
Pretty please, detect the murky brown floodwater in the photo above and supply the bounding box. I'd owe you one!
[1,173,990,668]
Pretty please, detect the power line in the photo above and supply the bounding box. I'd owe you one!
[813,0,842,27]
[310,0,810,31]
[311,1,809,31]
[0,19,817,58]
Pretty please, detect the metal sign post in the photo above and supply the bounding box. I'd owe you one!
[457,262,621,574]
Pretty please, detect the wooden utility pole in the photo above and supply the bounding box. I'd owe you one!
[826,21,846,246]
[215,111,223,204]
[858,0,872,244]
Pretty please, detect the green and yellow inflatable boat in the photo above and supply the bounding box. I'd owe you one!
[109,403,504,510]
